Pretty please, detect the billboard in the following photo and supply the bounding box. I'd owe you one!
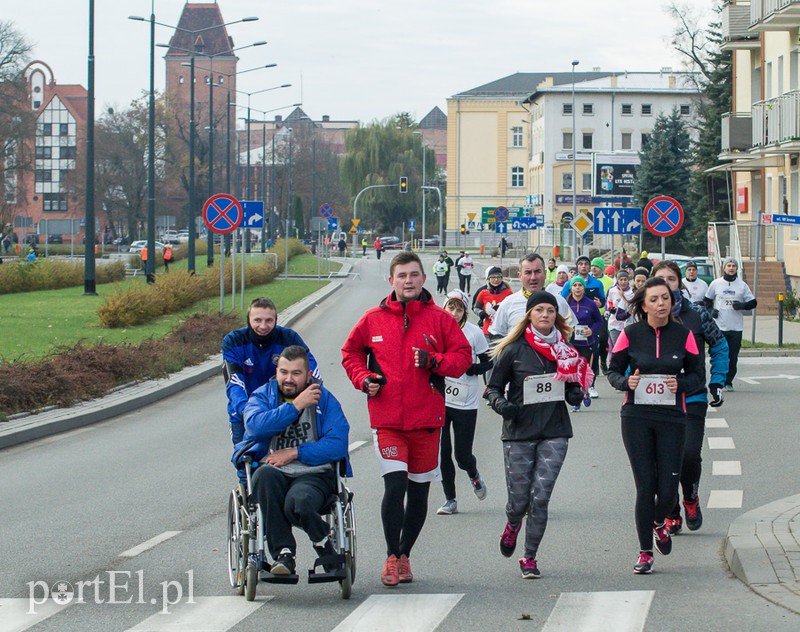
[592,153,639,197]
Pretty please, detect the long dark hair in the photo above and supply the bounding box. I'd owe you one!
[628,276,675,321]
[651,260,684,292]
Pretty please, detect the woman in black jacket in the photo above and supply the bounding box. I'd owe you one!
[606,277,704,575]
[486,291,593,579]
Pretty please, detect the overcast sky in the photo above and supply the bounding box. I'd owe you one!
[10,1,712,124]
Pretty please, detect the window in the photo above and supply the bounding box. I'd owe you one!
[511,167,524,188]
[43,193,68,212]
[642,133,651,147]
[582,173,592,191]
[562,103,572,115]
[43,123,52,136]
[511,126,523,147]
[583,103,594,115]
[35,169,52,182]
[621,103,632,116]
[562,132,573,150]
[59,123,69,136]
[582,132,593,149]
[680,104,690,116]
[562,173,573,191]
[33,101,41,109]
[35,146,52,159]
[641,104,652,116]
[219,75,224,84]
[621,132,632,150]
[61,146,77,160]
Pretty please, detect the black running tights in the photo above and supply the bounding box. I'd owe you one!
[382,471,430,558]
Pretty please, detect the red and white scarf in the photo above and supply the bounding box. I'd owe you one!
[524,325,594,392]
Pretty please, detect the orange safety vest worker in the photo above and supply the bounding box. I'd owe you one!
[141,246,148,262]
[163,245,173,261]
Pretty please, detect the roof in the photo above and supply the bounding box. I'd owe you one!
[284,107,316,127]
[43,84,88,122]
[452,72,612,100]
[166,3,234,57]
[419,106,446,129]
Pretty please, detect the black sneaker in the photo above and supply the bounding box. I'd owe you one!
[683,496,703,531]
[314,539,338,573]
[633,551,654,575]
[499,522,521,558]
[271,548,295,575]
[653,522,672,555]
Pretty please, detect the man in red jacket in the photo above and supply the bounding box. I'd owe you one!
[342,251,472,588]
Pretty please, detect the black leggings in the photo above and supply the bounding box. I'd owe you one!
[382,471,430,558]
[723,330,743,385]
[669,402,707,517]
[621,414,686,551]
[436,275,447,293]
[440,407,478,500]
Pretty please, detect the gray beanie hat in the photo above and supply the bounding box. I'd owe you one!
[723,257,738,269]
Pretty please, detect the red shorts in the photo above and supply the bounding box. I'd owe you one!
[372,427,441,483]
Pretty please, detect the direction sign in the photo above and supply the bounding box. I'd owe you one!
[593,207,642,235]
[242,200,264,228]
[762,213,800,226]
[644,196,684,237]
[408,220,416,232]
[203,193,243,235]
[495,221,508,234]
[534,214,545,227]
[319,203,334,219]
[511,217,536,230]
[328,217,339,231]
[570,211,593,237]
[494,206,509,222]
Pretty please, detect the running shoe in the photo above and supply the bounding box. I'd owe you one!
[397,554,413,583]
[583,392,592,407]
[724,384,734,392]
[381,554,399,587]
[588,386,599,399]
[665,516,683,535]
[500,522,522,558]
[437,499,458,515]
[271,548,295,575]
[683,496,703,531]
[633,551,654,575]
[519,557,541,579]
[571,405,581,413]
[653,522,673,555]
[472,474,488,500]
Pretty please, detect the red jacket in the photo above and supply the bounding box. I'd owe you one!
[341,288,472,430]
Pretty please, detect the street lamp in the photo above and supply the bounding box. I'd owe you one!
[84,0,97,293]
[571,59,579,255]
[413,130,428,250]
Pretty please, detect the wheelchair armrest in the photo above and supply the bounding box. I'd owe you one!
[337,458,348,477]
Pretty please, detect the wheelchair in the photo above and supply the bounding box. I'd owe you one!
[227,456,356,600]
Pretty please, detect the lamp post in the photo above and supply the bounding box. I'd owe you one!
[571,59,579,255]
[413,130,428,250]
[83,0,97,293]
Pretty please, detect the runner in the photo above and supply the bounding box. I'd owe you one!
[682,261,708,304]
[605,269,635,364]
[606,277,704,574]
[486,291,592,578]
[473,266,513,335]
[565,277,603,407]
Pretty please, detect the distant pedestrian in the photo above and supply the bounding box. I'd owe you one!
[2,235,10,254]
[636,251,653,273]
[163,244,173,272]
[442,250,455,289]
[682,261,708,304]
[362,237,368,256]
[458,251,474,294]
[374,237,383,260]
[337,238,346,257]
[433,254,449,295]
[545,258,558,286]
[500,237,509,258]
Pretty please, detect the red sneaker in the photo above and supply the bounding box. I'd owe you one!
[381,555,399,587]
[397,554,413,583]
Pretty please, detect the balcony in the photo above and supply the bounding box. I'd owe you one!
[751,0,800,31]
[752,91,800,147]
[721,113,753,152]
[722,2,760,50]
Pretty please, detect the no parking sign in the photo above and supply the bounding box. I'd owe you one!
[644,196,684,237]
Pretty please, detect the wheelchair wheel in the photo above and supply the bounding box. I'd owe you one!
[339,557,352,600]
[345,498,357,585]
[245,562,258,602]
[226,492,244,591]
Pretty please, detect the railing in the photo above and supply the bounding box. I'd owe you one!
[752,0,800,24]
[722,2,752,41]
[752,91,800,146]
[721,112,753,151]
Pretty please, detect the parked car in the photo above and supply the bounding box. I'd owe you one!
[677,259,715,285]
[112,236,130,246]
[379,236,403,250]
[161,230,181,245]
[47,234,63,244]
[25,234,41,245]
[418,235,441,247]
[128,240,166,254]
[176,230,190,243]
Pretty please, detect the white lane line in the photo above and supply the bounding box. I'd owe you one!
[331,594,463,632]
[707,490,744,509]
[120,531,182,558]
[0,598,73,632]
[712,460,742,476]
[126,596,266,631]
[348,440,367,452]
[708,437,735,450]
[705,417,728,428]
[541,591,655,632]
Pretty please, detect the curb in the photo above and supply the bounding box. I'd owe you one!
[0,281,343,451]
[724,493,800,614]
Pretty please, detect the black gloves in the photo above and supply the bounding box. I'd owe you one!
[413,348,438,369]
[711,308,720,319]
[616,308,630,321]
[731,301,745,310]
[362,373,386,393]
[708,383,724,407]
[493,398,519,419]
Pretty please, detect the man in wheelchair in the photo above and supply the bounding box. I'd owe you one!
[234,345,351,577]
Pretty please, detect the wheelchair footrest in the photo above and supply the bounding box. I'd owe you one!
[260,571,300,585]
[308,553,347,584]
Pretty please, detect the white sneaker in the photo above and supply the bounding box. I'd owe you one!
[437,499,458,515]
[588,387,599,399]
[472,475,488,501]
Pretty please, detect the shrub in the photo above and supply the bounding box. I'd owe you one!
[0,259,126,295]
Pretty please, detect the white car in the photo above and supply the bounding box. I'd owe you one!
[161,230,181,245]
[129,240,166,254]
[176,231,190,243]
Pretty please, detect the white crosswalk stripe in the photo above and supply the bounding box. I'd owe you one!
[125,596,267,631]
[540,591,655,631]
[712,460,742,476]
[708,436,735,449]
[707,490,743,508]
[330,594,463,632]
[705,417,728,428]
[0,598,73,632]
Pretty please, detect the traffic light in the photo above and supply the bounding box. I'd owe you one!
[460,224,466,235]
[399,177,408,193]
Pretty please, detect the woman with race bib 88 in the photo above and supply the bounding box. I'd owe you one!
[436,290,492,516]
[606,277,704,575]
[486,291,593,579]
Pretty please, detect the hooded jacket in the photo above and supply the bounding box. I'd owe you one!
[341,288,472,430]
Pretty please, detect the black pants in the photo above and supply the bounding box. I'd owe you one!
[458,273,471,293]
[722,330,743,385]
[382,472,430,558]
[376,250,382,260]
[440,407,479,500]
[253,464,335,559]
[575,344,593,387]
[598,319,609,370]
[669,402,706,518]
[621,413,686,551]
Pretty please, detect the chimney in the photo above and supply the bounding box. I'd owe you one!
[275,115,282,122]
[322,115,330,122]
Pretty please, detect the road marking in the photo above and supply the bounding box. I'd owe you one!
[348,440,367,452]
[705,417,728,428]
[331,594,463,632]
[541,591,655,631]
[0,598,72,632]
[712,460,742,476]
[738,374,800,385]
[126,596,266,631]
[707,490,743,508]
[120,531,182,558]
[708,437,735,450]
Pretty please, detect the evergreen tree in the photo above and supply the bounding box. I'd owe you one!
[633,108,692,253]
[292,194,304,237]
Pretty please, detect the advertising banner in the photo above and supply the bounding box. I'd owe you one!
[592,153,640,197]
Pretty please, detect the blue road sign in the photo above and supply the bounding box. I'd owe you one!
[408,220,416,232]
[328,217,339,231]
[495,221,508,234]
[511,217,536,230]
[319,203,334,219]
[593,207,642,235]
[534,214,545,227]
[242,200,264,229]
[765,213,800,226]
[644,196,684,237]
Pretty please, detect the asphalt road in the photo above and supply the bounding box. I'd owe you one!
[2,255,799,631]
